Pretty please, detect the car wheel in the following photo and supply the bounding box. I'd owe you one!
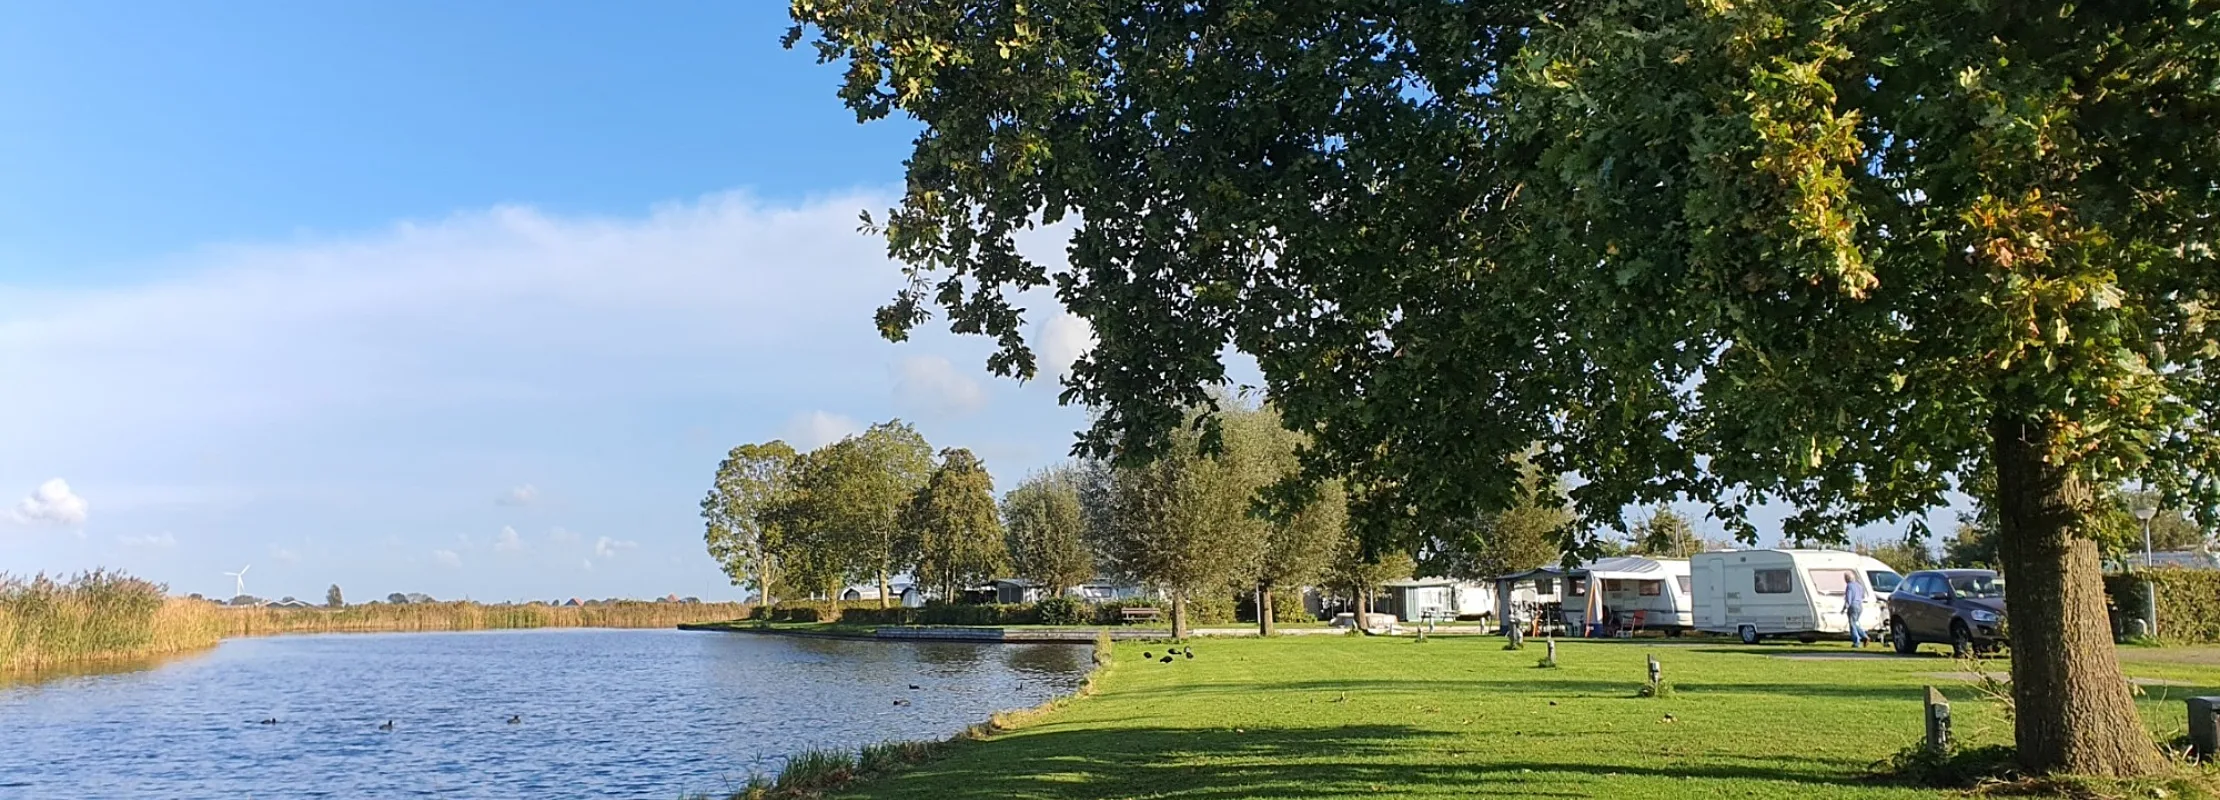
[1950,621,1974,658]
[1891,619,1917,655]
[1739,625,1759,645]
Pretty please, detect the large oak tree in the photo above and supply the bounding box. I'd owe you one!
[792,0,2220,776]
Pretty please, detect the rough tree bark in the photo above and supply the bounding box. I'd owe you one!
[1258,585,1276,637]
[1171,592,1190,640]
[1991,415,2160,777]
[878,569,891,609]
[759,560,774,607]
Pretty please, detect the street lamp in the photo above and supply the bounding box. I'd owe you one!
[2134,506,2159,569]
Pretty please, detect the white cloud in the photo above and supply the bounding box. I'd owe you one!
[495,525,524,553]
[271,547,301,565]
[581,558,594,571]
[432,549,462,569]
[1035,312,1096,381]
[778,410,863,450]
[893,354,988,416]
[550,527,580,544]
[497,484,539,506]
[11,479,89,526]
[119,531,177,549]
[593,536,637,559]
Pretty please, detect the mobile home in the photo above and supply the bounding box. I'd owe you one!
[1691,549,1902,643]
[1380,577,1496,623]
[1493,556,1694,636]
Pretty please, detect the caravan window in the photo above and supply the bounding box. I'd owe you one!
[1676,576,1692,595]
[1638,580,1661,597]
[1535,578,1554,595]
[1867,571,1903,593]
[1567,580,1588,596]
[1808,569,1856,596]
[1604,579,1626,592]
[1753,568,1793,594]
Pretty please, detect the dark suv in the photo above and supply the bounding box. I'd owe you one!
[1888,569,2007,656]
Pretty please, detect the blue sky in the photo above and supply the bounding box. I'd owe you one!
[0,2,1957,603]
[0,2,1097,602]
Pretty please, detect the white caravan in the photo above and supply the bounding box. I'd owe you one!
[1494,556,1694,635]
[1691,549,1902,644]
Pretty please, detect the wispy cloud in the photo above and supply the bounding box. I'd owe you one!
[779,410,863,450]
[893,354,987,416]
[550,527,580,544]
[11,479,88,526]
[1035,312,1096,382]
[119,531,177,549]
[271,547,300,565]
[496,484,539,506]
[432,549,462,569]
[593,536,637,559]
[495,525,524,553]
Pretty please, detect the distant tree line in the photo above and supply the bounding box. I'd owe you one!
[703,401,1600,638]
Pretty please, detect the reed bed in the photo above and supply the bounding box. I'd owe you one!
[2,570,749,672]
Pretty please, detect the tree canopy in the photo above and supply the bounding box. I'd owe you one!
[1002,466,1096,594]
[702,440,800,602]
[907,448,1010,601]
[792,0,2219,775]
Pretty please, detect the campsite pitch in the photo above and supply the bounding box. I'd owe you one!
[832,636,2220,799]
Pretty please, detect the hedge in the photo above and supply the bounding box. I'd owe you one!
[2103,568,2220,644]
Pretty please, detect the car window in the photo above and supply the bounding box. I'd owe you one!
[1754,568,1793,594]
[1868,571,1903,593]
[1808,569,1855,596]
[1904,575,1937,596]
[1949,574,2005,599]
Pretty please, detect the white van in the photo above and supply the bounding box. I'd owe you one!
[1691,549,1902,644]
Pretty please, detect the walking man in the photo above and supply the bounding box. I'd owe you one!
[1843,577,1870,648]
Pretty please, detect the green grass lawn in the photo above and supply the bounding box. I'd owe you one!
[835,636,2220,799]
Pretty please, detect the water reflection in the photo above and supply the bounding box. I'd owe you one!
[0,629,1090,799]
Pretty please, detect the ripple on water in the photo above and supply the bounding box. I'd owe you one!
[0,628,1092,799]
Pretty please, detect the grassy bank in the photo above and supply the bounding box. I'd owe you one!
[815,637,2220,799]
[1,571,750,671]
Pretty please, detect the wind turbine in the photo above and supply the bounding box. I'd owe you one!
[223,565,250,598]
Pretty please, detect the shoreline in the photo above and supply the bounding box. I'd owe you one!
[678,620,1172,644]
[3,600,753,674]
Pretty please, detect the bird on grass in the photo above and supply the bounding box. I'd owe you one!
[1661,714,1677,724]
[1185,649,1194,660]
[507,715,521,725]
[1160,655,1174,663]
[1143,652,1153,659]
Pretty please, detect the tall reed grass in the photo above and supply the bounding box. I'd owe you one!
[1,570,750,672]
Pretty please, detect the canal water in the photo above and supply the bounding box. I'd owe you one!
[0,628,1092,798]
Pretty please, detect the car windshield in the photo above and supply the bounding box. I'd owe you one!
[1948,575,2005,599]
[1868,571,1902,593]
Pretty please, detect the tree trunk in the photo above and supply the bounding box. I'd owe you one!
[1258,585,1276,637]
[759,558,774,607]
[1991,415,2160,777]
[1171,592,1190,639]
[879,569,891,609]
[1356,586,1372,625]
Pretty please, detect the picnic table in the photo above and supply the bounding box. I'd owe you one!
[1119,606,1163,624]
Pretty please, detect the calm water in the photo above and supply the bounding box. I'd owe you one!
[0,629,1092,799]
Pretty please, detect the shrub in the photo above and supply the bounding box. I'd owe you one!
[1033,596,1090,626]
[2103,568,2220,644]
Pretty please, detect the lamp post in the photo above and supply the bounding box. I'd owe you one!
[2134,505,2161,639]
[2135,506,2159,569]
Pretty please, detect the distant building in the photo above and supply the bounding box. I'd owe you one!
[2149,549,2219,570]
[266,598,315,609]
[1067,580,1155,603]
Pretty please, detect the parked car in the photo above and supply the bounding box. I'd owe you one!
[1888,569,2007,656]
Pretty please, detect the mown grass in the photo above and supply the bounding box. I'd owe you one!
[822,636,2220,799]
[1,571,750,671]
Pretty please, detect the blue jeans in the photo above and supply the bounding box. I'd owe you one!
[1847,607,1867,647]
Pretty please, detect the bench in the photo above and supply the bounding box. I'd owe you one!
[1119,607,1163,624]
